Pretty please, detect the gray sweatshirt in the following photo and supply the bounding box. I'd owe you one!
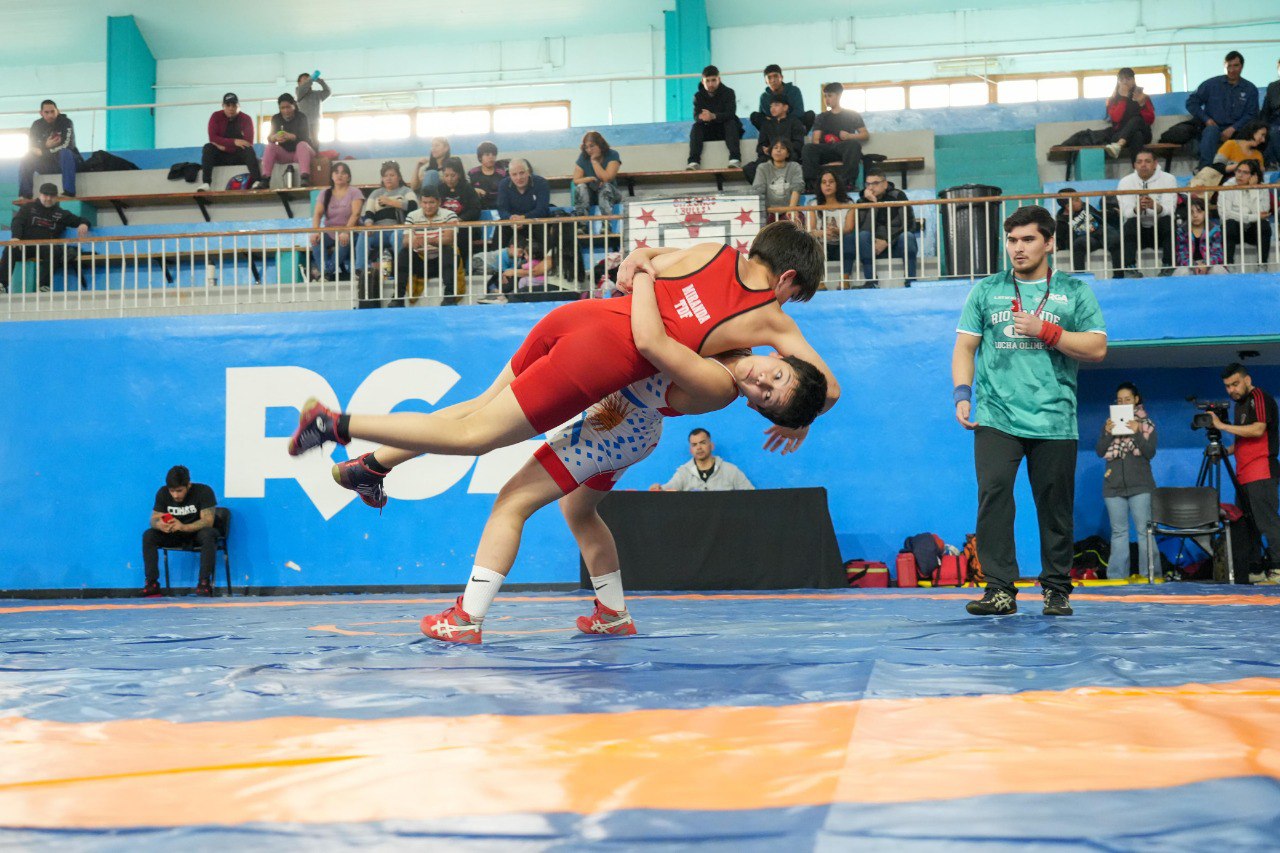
[662,457,755,492]
[1095,416,1158,498]
[295,77,332,128]
[752,161,804,209]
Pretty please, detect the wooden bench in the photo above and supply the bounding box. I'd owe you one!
[13,188,316,225]
[1047,142,1183,180]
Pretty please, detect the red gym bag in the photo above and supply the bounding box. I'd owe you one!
[934,554,967,587]
[845,560,889,588]
[896,552,919,587]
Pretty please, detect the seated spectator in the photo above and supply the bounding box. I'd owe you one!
[469,141,507,209]
[308,162,363,281]
[750,64,813,132]
[1058,68,1154,160]
[1218,160,1274,267]
[439,157,482,222]
[744,94,807,184]
[1186,51,1259,168]
[571,131,622,217]
[414,137,451,194]
[808,168,856,275]
[1173,197,1228,275]
[476,228,552,305]
[801,82,869,193]
[1054,189,1121,272]
[141,465,218,598]
[854,167,917,286]
[0,183,90,293]
[258,93,314,189]
[393,188,459,307]
[751,140,803,215]
[1261,58,1280,168]
[19,100,82,200]
[198,93,260,192]
[649,428,754,492]
[497,159,551,220]
[1213,120,1268,177]
[357,161,418,294]
[295,72,332,128]
[687,65,742,170]
[1116,150,1177,275]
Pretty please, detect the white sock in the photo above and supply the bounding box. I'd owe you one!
[590,570,627,613]
[460,566,505,622]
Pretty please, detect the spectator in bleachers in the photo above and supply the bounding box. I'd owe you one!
[0,183,90,293]
[258,93,314,189]
[802,82,868,194]
[1116,150,1177,275]
[744,94,807,184]
[1058,68,1154,160]
[198,93,260,192]
[1213,121,1268,178]
[1186,51,1259,168]
[854,167,917,285]
[686,65,742,170]
[1173,197,1228,276]
[571,131,622,218]
[439,158,482,223]
[487,228,553,302]
[415,137,452,194]
[809,168,856,275]
[393,187,459,308]
[309,162,363,281]
[295,72,332,129]
[1218,160,1273,268]
[751,140,803,216]
[469,141,507,209]
[1054,190,1121,272]
[357,161,418,282]
[497,159,551,221]
[750,64,813,132]
[1261,59,1280,168]
[18,100,82,200]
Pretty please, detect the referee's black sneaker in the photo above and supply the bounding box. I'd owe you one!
[965,587,1017,615]
[1042,588,1074,616]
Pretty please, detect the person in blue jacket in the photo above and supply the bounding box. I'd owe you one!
[1186,51,1259,168]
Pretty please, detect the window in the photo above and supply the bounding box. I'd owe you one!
[839,89,867,113]
[0,132,28,159]
[1036,77,1079,101]
[493,104,571,133]
[417,109,491,138]
[865,87,906,112]
[299,101,569,145]
[996,79,1038,104]
[842,66,1170,111]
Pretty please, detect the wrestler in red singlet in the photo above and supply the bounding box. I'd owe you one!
[508,245,776,432]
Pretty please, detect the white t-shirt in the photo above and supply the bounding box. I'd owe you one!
[405,207,459,258]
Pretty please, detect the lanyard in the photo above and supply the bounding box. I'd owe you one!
[1011,274,1050,316]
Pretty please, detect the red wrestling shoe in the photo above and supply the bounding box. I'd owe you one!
[332,453,388,509]
[576,599,637,636]
[420,595,482,644]
[288,397,347,456]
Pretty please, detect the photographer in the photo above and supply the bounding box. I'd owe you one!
[1096,382,1157,582]
[1211,363,1280,583]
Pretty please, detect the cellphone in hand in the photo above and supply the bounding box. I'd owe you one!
[161,513,176,523]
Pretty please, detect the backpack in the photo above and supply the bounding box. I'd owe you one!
[962,533,983,585]
[1072,535,1110,574]
[225,172,252,190]
[82,150,139,172]
[1159,119,1200,146]
[903,533,945,580]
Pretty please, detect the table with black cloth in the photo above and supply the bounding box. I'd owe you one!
[579,487,844,591]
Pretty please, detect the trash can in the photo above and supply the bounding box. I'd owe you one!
[940,184,1003,278]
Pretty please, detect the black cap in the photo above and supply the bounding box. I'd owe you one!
[222,92,239,105]
[38,182,59,196]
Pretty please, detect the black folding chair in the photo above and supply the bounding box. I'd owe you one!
[161,507,234,595]
[1144,487,1233,584]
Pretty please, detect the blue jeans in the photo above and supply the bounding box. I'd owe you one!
[848,231,918,281]
[353,228,400,271]
[311,234,352,278]
[1105,492,1152,580]
[19,148,82,198]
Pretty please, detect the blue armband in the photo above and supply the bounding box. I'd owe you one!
[953,385,972,404]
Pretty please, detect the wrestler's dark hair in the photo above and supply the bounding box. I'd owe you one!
[763,356,827,430]
[748,219,824,302]
[1002,204,1055,241]
[166,465,191,488]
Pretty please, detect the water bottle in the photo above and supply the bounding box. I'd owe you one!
[312,70,322,80]
[205,264,217,286]
[380,250,392,279]
[284,165,296,189]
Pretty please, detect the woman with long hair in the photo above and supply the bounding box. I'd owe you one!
[309,161,363,281]
[1096,381,1157,581]
[414,136,452,194]
[571,130,623,217]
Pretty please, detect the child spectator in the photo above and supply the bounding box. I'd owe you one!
[1173,197,1228,275]
[751,139,803,217]
[469,141,507,209]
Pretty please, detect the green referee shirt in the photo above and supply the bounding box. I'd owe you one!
[957,269,1106,440]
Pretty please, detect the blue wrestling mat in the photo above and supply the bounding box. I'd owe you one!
[2,585,1278,849]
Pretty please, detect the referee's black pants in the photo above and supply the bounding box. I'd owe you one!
[974,426,1077,595]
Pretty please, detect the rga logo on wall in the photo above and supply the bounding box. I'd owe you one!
[225,358,542,519]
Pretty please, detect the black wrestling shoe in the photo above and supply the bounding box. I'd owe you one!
[333,453,388,510]
[1042,588,1074,616]
[965,587,1017,616]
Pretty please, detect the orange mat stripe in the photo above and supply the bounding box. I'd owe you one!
[1,677,1276,828]
[2,591,1275,616]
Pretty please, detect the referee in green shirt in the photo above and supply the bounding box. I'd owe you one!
[952,205,1108,616]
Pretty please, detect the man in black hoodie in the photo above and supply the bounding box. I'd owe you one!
[1,183,91,293]
[743,94,807,183]
[687,65,743,170]
[19,100,83,200]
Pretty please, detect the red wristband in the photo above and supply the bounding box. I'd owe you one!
[1038,322,1063,347]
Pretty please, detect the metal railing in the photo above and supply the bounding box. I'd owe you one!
[2,183,1276,319]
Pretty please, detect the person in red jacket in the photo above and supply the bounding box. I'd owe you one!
[1059,68,1155,160]
[198,93,260,191]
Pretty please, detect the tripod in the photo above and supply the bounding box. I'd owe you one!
[1190,427,1256,583]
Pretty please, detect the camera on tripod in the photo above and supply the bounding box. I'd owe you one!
[1190,399,1230,431]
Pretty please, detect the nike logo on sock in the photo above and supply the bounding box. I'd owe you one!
[594,582,610,589]
[470,577,491,583]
